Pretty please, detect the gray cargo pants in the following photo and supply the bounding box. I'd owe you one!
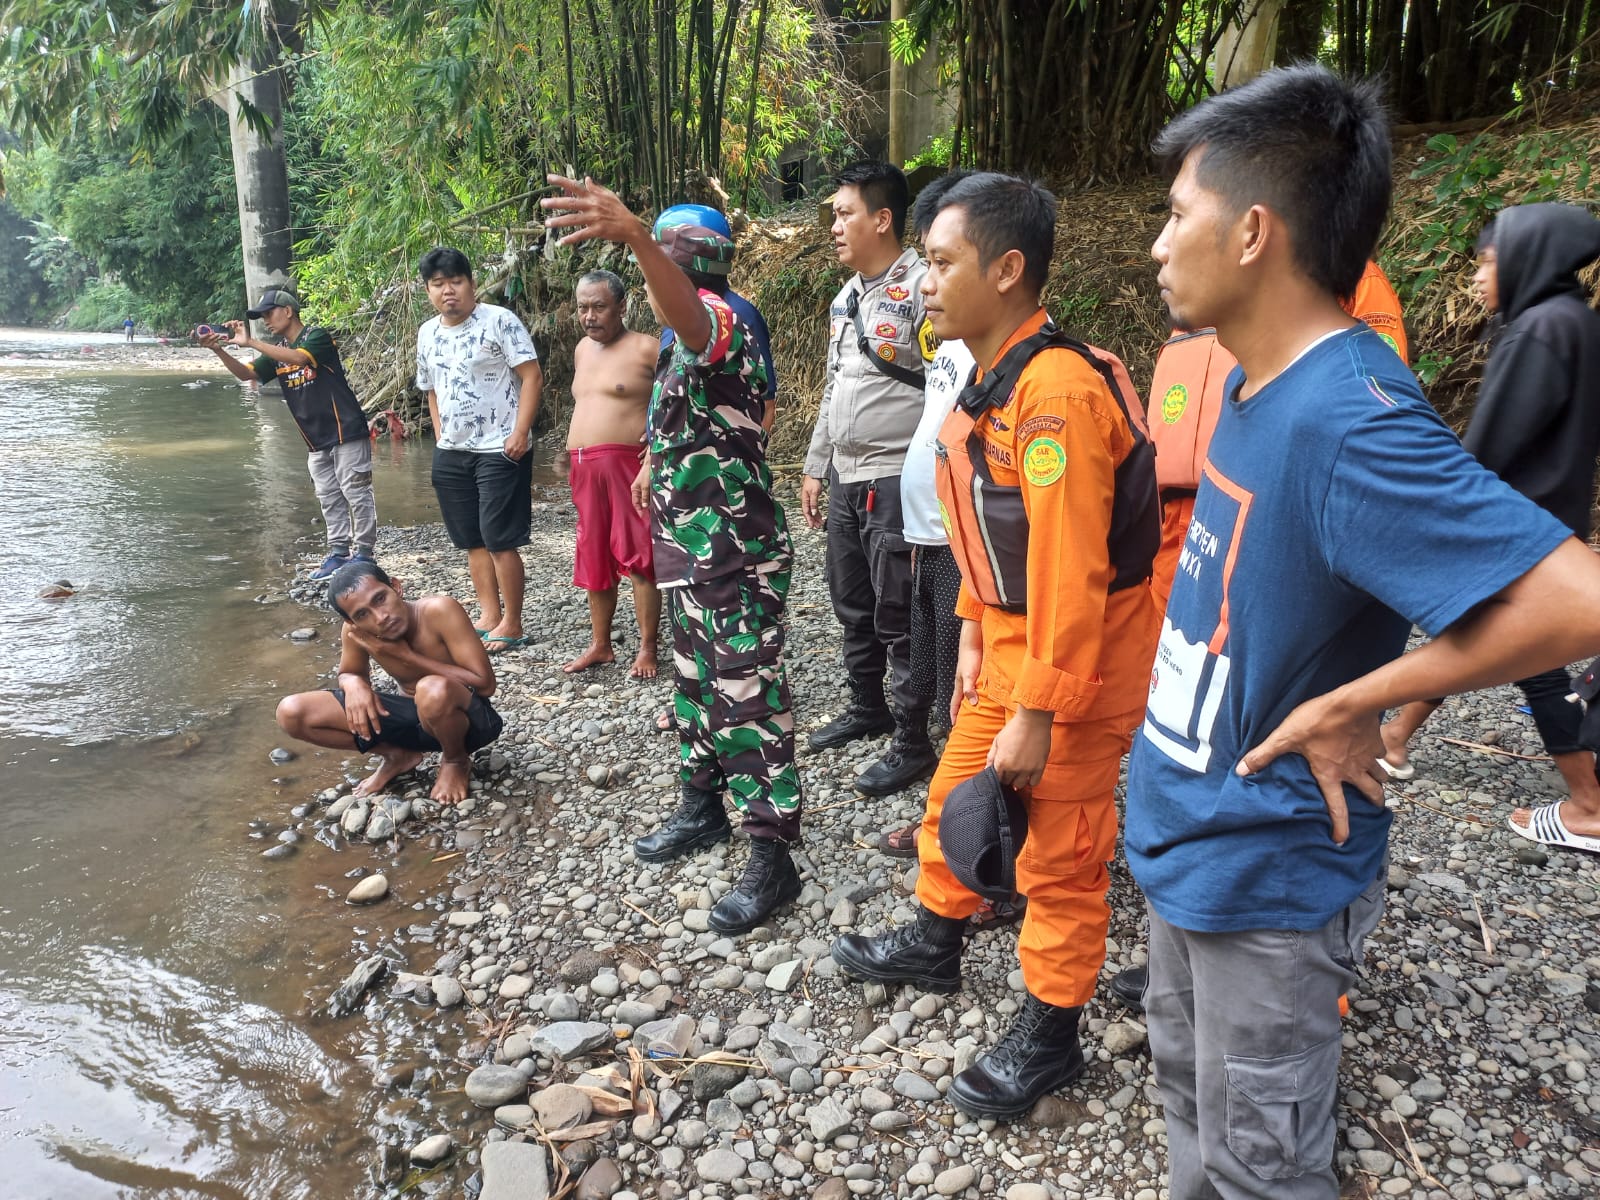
[1144,869,1385,1199]
[306,438,377,556]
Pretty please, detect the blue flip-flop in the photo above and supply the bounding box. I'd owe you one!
[484,635,532,653]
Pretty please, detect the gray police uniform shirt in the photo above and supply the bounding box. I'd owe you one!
[804,247,931,484]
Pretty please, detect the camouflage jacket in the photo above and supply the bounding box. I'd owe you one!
[648,291,793,587]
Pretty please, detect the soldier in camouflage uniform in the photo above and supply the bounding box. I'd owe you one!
[543,174,803,934]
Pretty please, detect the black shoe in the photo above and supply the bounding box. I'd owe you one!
[855,708,938,796]
[633,787,731,863]
[1109,964,1147,1013]
[708,838,802,934]
[948,993,1085,1118]
[809,677,894,750]
[831,904,965,993]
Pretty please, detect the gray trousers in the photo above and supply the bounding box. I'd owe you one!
[306,438,377,555]
[1144,870,1386,1200]
[823,467,917,712]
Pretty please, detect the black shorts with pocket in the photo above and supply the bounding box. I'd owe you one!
[431,446,533,552]
[331,687,503,755]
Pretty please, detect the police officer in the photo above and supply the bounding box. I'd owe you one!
[802,162,936,791]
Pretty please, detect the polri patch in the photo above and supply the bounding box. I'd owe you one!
[1022,437,1066,486]
[886,285,910,301]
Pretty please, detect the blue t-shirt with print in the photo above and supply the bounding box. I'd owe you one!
[661,289,776,400]
[1125,325,1570,934]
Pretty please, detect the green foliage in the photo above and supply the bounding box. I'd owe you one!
[0,200,55,324]
[8,119,243,331]
[62,277,137,332]
[905,133,959,172]
[1402,128,1594,305]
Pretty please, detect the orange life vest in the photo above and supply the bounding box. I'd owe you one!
[1148,329,1230,497]
[935,324,1159,613]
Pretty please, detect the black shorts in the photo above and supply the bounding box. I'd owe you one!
[330,687,503,755]
[432,446,533,552]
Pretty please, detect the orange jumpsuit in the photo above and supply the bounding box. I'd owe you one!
[1148,260,1408,609]
[921,309,1161,1007]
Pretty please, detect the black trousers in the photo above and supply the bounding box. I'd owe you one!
[1519,667,1583,756]
[823,466,918,712]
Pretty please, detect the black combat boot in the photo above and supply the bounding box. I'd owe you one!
[830,904,965,993]
[855,706,939,796]
[809,676,896,751]
[1109,964,1147,1013]
[708,838,803,934]
[633,787,731,863]
[947,992,1085,1118]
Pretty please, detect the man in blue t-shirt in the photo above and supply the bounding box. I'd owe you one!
[1127,66,1600,1200]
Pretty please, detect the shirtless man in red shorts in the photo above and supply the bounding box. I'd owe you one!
[563,269,663,678]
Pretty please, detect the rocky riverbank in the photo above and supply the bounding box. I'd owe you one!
[269,493,1600,1200]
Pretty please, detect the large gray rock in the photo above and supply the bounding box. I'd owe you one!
[530,1021,613,1061]
[346,874,389,904]
[690,1060,747,1101]
[466,1064,530,1108]
[892,1070,941,1102]
[530,1083,593,1130]
[480,1140,551,1200]
[807,1096,852,1143]
[694,1148,747,1184]
[934,1164,976,1196]
[326,955,387,1017]
[432,976,465,1007]
[409,1133,452,1166]
[575,1157,623,1200]
[764,1022,826,1068]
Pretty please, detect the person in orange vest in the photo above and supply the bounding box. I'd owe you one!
[831,171,1162,1119]
[1115,259,1407,1012]
[1148,261,1407,610]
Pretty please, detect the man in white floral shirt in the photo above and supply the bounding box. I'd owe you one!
[415,246,544,653]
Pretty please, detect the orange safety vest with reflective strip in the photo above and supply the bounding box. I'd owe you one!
[934,324,1159,613]
[1147,261,1409,497]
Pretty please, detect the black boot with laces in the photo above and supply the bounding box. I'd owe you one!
[809,676,896,750]
[830,904,965,993]
[633,786,731,863]
[855,706,939,796]
[948,992,1085,1118]
[708,837,802,934]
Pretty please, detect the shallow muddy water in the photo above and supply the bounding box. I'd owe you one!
[0,328,523,1198]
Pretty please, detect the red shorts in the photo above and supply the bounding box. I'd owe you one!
[570,444,655,589]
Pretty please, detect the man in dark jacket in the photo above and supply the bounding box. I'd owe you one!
[1381,202,1600,851]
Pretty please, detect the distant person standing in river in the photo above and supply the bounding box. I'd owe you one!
[414,247,544,655]
[202,287,378,581]
[563,269,662,678]
[123,316,134,343]
[276,560,501,805]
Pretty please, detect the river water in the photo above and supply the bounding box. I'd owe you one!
[0,328,456,1198]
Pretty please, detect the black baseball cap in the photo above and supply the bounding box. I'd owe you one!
[938,766,1029,902]
[246,286,302,318]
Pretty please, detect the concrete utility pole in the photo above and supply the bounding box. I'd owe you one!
[888,0,909,166]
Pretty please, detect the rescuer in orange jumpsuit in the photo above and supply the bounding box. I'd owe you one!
[1146,259,1407,610]
[831,171,1162,1120]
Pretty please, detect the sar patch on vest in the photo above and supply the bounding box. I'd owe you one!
[1162,383,1189,424]
[1023,437,1066,486]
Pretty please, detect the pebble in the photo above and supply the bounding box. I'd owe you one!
[480,1140,550,1200]
[933,1164,976,1195]
[694,1148,746,1183]
[408,1133,452,1166]
[465,1065,528,1108]
[893,1070,942,1102]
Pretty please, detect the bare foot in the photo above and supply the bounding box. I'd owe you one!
[630,643,659,679]
[354,747,425,796]
[1379,726,1410,770]
[563,643,616,673]
[432,757,472,805]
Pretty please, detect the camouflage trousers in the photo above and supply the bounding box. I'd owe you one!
[667,566,802,841]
